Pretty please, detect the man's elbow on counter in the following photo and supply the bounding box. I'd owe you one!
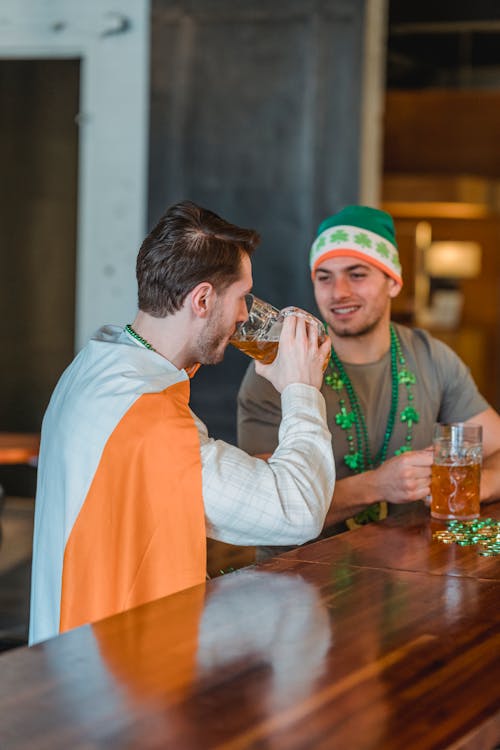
[293,504,330,546]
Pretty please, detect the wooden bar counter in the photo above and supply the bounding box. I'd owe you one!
[1,501,499,749]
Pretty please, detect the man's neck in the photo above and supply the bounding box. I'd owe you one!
[130,310,197,371]
[329,323,392,365]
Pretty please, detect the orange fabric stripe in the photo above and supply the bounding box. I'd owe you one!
[60,380,206,633]
[185,363,201,378]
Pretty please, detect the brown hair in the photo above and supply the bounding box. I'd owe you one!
[136,201,260,316]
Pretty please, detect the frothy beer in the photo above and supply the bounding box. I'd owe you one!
[430,461,481,521]
[230,338,279,364]
[430,423,482,522]
[230,329,327,366]
[229,298,327,365]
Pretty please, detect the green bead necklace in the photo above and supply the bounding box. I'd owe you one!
[124,324,157,352]
[325,324,419,525]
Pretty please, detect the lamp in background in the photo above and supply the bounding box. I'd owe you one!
[424,241,482,279]
[424,241,482,329]
[414,224,482,330]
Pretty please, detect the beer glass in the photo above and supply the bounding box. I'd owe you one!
[430,422,482,520]
[229,294,326,364]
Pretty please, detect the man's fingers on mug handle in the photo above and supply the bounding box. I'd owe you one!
[293,315,308,342]
[279,312,296,343]
[319,334,331,356]
[319,335,331,372]
[307,321,319,348]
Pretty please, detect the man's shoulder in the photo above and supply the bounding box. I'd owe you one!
[393,322,457,363]
[52,329,185,408]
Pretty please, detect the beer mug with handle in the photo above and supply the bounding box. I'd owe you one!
[430,422,482,520]
[229,294,326,365]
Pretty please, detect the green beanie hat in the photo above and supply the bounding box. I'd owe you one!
[309,205,402,285]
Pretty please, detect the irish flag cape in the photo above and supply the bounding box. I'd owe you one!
[29,326,206,644]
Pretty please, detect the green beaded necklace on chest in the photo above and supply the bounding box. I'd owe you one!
[325,324,419,474]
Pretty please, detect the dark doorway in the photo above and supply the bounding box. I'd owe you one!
[0,59,79,494]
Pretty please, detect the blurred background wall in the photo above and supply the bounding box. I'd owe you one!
[383,0,500,415]
[1,0,500,497]
[149,0,384,441]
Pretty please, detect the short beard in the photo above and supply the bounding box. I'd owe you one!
[197,335,226,365]
[330,317,381,339]
[195,308,228,365]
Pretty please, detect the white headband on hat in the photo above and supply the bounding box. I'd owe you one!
[309,224,402,286]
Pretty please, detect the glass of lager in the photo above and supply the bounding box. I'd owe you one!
[229,294,326,364]
[430,422,482,520]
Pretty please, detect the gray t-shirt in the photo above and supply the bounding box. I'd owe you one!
[237,323,489,555]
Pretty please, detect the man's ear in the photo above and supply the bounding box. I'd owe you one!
[189,282,216,318]
[388,277,402,299]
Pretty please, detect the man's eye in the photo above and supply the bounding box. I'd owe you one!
[317,276,329,282]
[350,273,366,279]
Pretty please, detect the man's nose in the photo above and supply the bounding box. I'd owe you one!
[239,298,249,323]
[331,275,352,298]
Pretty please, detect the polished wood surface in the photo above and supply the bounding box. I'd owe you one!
[267,501,500,581]
[0,502,499,749]
[0,433,39,465]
